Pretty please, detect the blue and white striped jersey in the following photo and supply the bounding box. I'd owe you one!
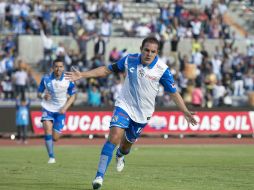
[108,53,177,123]
[38,73,76,113]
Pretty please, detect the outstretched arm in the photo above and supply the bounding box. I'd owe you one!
[65,66,112,82]
[170,92,197,126]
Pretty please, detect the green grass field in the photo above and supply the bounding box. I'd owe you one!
[0,145,254,190]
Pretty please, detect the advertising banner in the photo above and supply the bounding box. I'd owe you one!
[31,111,254,135]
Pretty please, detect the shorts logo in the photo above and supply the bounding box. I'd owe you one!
[42,112,47,117]
[111,115,118,122]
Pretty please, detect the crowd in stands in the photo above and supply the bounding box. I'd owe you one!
[0,0,253,108]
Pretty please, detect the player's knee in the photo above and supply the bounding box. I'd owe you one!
[109,135,121,145]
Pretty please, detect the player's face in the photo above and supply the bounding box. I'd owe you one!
[140,42,158,65]
[53,61,64,78]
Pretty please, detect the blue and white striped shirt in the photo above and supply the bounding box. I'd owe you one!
[38,72,76,112]
[108,53,176,123]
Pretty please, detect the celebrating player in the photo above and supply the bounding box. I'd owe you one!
[65,36,197,189]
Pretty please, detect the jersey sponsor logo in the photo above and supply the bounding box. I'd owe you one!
[145,74,158,81]
[129,67,135,73]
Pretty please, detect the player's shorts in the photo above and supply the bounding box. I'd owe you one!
[41,108,66,133]
[110,106,147,143]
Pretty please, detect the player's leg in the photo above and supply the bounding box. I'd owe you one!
[116,120,147,172]
[92,107,129,189]
[116,136,132,172]
[52,113,65,141]
[93,127,124,189]
[41,108,56,163]
[43,120,55,163]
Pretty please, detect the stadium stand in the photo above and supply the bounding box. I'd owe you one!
[0,0,253,108]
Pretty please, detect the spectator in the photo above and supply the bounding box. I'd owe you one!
[111,78,123,102]
[112,0,123,19]
[94,35,106,59]
[0,0,6,31]
[109,47,120,63]
[123,19,134,37]
[233,64,245,96]
[15,96,30,144]
[40,27,53,71]
[1,75,13,99]
[12,61,28,99]
[100,18,112,40]
[213,80,226,106]
[191,81,203,107]
[244,70,254,92]
[87,85,101,107]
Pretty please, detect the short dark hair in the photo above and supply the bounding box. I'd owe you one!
[141,36,160,49]
[52,57,64,66]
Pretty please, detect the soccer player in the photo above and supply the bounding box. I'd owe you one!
[65,36,197,189]
[38,58,76,164]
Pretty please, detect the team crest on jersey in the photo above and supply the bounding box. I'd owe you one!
[138,69,145,77]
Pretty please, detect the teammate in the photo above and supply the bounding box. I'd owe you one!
[65,36,197,189]
[38,58,76,164]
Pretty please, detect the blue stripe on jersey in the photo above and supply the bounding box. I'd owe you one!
[159,68,177,93]
[127,56,141,107]
[67,82,76,95]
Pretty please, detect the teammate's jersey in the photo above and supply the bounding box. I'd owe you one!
[108,53,177,123]
[38,72,76,112]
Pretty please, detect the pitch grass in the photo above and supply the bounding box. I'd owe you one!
[0,145,254,190]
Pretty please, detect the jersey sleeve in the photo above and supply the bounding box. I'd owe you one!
[67,82,77,96]
[159,68,177,93]
[37,77,45,93]
[107,56,127,73]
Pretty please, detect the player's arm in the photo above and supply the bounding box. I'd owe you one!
[65,66,112,82]
[59,82,77,114]
[169,92,197,126]
[160,69,197,126]
[59,94,76,114]
[37,77,51,100]
[65,56,127,82]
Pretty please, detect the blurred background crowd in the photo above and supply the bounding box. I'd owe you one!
[0,0,253,108]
